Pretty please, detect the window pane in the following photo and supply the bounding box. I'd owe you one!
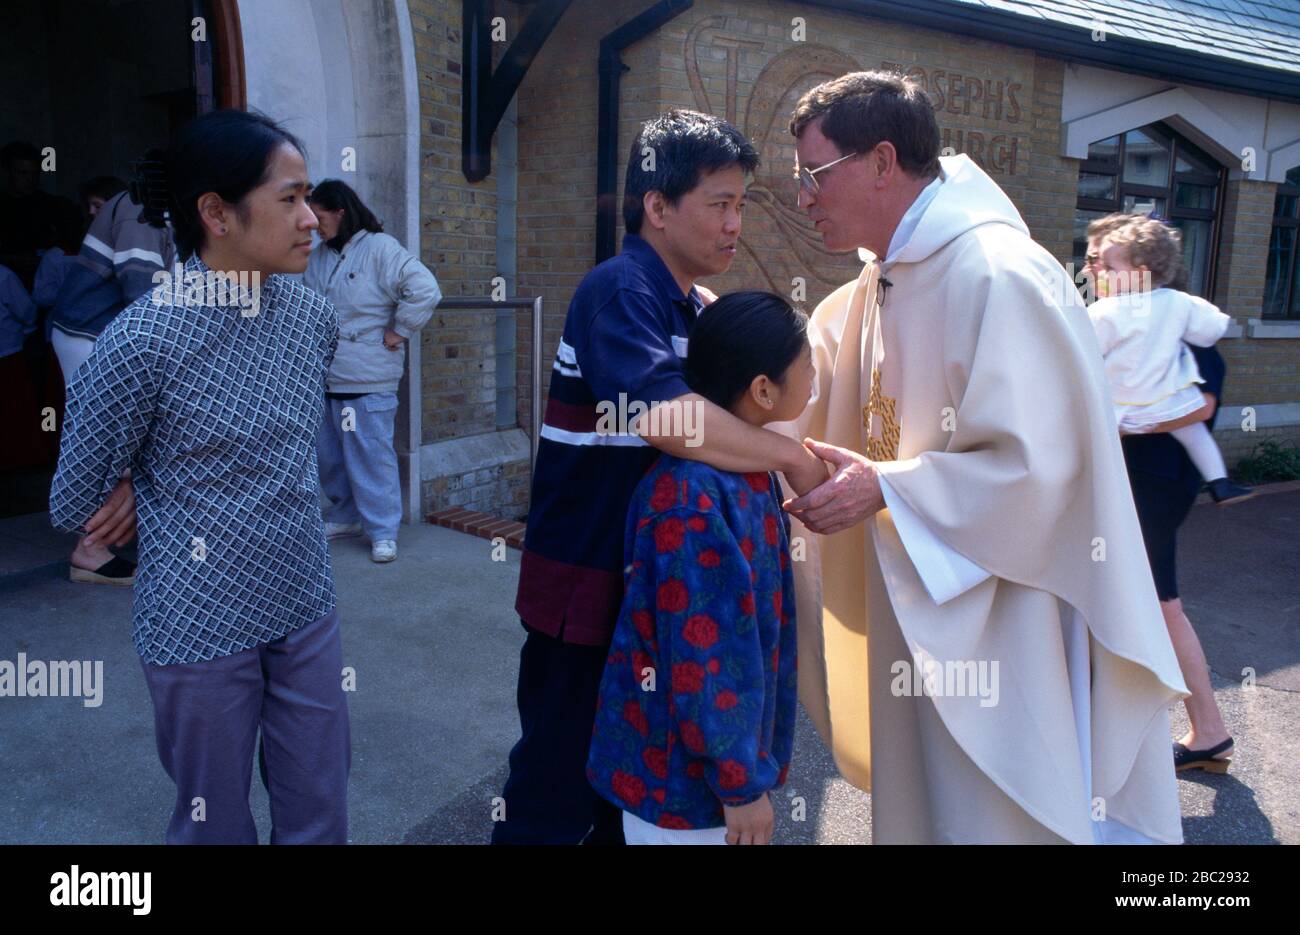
[1088,135,1120,162]
[1287,166,1300,187]
[1175,148,1216,175]
[1074,209,1108,242]
[1169,218,1211,296]
[1265,225,1296,317]
[1277,192,1299,219]
[1123,129,1172,187]
[1175,181,1216,210]
[1122,193,1165,216]
[1078,171,1117,201]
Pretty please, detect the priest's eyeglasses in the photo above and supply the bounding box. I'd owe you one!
[794,151,861,194]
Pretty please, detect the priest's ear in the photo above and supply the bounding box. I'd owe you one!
[868,141,899,187]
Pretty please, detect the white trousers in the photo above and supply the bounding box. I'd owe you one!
[51,328,96,384]
[622,811,728,845]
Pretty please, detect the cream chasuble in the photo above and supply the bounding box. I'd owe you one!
[777,155,1189,844]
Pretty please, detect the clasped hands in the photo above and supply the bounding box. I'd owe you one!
[83,475,137,549]
[77,437,883,548]
[782,437,884,536]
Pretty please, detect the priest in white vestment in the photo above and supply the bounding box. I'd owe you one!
[778,72,1188,844]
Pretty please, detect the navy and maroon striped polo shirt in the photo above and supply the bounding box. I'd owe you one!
[516,234,704,645]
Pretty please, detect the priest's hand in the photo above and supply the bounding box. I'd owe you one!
[723,793,774,845]
[783,438,883,535]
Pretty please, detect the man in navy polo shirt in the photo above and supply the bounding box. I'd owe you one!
[493,110,829,844]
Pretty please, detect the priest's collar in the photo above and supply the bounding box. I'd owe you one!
[882,172,945,265]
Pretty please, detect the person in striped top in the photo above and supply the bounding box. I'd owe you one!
[48,171,175,586]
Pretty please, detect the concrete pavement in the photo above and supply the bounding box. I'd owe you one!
[0,489,1295,844]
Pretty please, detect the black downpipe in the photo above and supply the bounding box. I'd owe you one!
[462,0,493,182]
[596,0,694,263]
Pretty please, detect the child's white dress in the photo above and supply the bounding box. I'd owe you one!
[1088,288,1230,431]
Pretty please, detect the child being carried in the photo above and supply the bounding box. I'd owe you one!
[1088,216,1254,505]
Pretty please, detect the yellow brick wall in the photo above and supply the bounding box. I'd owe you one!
[1023,55,1077,266]
[1220,337,1300,408]
[1214,180,1272,326]
[1215,179,1298,425]
[409,0,503,445]
[1216,423,1296,467]
[510,0,642,433]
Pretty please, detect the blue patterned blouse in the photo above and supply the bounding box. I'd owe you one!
[50,253,338,665]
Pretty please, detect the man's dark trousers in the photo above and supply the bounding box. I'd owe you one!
[491,622,624,844]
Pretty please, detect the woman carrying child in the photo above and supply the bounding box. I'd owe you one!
[1087,214,1242,774]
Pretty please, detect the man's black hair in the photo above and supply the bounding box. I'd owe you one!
[622,109,759,236]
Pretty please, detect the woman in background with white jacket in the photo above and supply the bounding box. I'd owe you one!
[306,180,441,562]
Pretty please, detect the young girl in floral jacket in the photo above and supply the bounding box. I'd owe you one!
[587,291,814,845]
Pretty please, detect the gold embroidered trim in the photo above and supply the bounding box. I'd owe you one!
[865,368,899,461]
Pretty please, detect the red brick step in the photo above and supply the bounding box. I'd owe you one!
[427,507,525,550]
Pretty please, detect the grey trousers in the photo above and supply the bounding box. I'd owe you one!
[138,608,351,844]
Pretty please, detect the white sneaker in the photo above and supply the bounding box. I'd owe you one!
[325,521,363,540]
[371,539,397,563]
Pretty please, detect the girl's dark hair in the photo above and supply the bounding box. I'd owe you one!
[166,109,306,259]
[307,178,384,250]
[685,291,808,410]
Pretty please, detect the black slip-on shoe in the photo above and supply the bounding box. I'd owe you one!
[69,555,136,587]
[1173,737,1233,773]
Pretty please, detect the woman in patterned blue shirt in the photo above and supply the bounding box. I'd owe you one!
[50,110,350,844]
[587,291,814,845]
